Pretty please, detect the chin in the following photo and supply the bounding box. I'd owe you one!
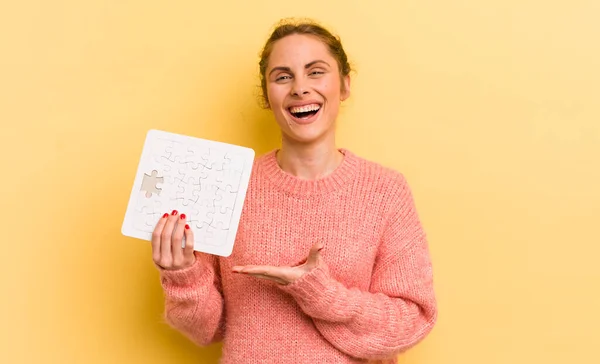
[282,124,335,145]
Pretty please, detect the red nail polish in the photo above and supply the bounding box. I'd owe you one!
[185,224,189,229]
[171,210,178,215]
[162,213,168,218]
[180,213,186,219]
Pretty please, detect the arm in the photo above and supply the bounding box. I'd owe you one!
[158,252,226,346]
[278,177,437,360]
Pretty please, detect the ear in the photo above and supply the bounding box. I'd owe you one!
[340,75,351,101]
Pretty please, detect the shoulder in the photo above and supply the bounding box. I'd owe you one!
[345,150,422,228]
[347,149,412,196]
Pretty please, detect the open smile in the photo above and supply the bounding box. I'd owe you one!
[287,103,322,123]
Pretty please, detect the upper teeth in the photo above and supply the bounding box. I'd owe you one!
[290,104,320,113]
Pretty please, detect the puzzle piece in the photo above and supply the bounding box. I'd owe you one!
[213,220,229,230]
[181,145,208,170]
[215,154,245,190]
[221,152,246,172]
[140,170,164,198]
[215,168,242,191]
[133,195,163,232]
[196,213,216,233]
[175,176,201,206]
[214,184,238,215]
[199,167,223,192]
[184,204,202,227]
[197,185,218,209]
[163,140,188,164]
[195,202,216,229]
[162,167,190,189]
[200,148,223,170]
[212,207,234,231]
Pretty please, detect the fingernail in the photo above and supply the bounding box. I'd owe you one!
[185,224,189,229]
[171,210,178,215]
[180,213,186,220]
[162,213,168,218]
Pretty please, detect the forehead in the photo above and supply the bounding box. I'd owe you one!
[268,34,334,67]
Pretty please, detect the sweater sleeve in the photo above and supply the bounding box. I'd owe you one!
[158,252,226,346]
[278,176,437,360]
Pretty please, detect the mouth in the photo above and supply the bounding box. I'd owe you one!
[287,103,322,122]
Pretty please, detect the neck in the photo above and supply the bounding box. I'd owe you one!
[276,136,343,180]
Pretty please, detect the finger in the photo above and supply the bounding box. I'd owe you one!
[248,274,288,285]
[159,209,179,266]
[232,265,272,275]
[151,212,169,264]
[171,212,187,266]
[183,223,195,262]
[231,265,255,273]
[234,265,300,284]
[236,265,294,281]
[306,242,324,267]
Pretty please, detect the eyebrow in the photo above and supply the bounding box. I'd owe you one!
[269,60,330,76]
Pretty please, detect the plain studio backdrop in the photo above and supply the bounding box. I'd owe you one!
[1,1,598,363]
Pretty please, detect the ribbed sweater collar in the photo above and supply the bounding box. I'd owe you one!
[258,148,361,197]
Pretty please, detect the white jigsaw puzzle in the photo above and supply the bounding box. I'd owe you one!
[121,129,255,257]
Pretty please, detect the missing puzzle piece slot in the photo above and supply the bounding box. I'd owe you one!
[140,170,164,198]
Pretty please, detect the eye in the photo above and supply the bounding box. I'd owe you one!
[309,69,325,77]
[275,74,292,82]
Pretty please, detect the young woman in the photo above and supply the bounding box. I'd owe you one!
[150,19,437,364]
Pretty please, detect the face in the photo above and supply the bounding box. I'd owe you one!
[265,34,350,145]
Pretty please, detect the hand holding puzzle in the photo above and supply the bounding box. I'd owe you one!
[121,130,255,257]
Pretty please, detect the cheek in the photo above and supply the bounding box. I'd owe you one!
[322,85,341,103]
[267,86,287,107]
[317,78,341,99]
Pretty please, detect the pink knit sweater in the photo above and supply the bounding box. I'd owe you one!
[158,148,437,363]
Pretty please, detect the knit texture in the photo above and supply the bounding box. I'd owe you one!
[158,148,437,363]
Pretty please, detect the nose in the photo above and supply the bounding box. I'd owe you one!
[290,78,309,96]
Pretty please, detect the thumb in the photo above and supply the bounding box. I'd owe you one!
[306,242,324,267]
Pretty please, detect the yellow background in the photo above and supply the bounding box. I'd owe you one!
[1,1,598,363]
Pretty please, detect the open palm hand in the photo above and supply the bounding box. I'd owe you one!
[231,242,324,285]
